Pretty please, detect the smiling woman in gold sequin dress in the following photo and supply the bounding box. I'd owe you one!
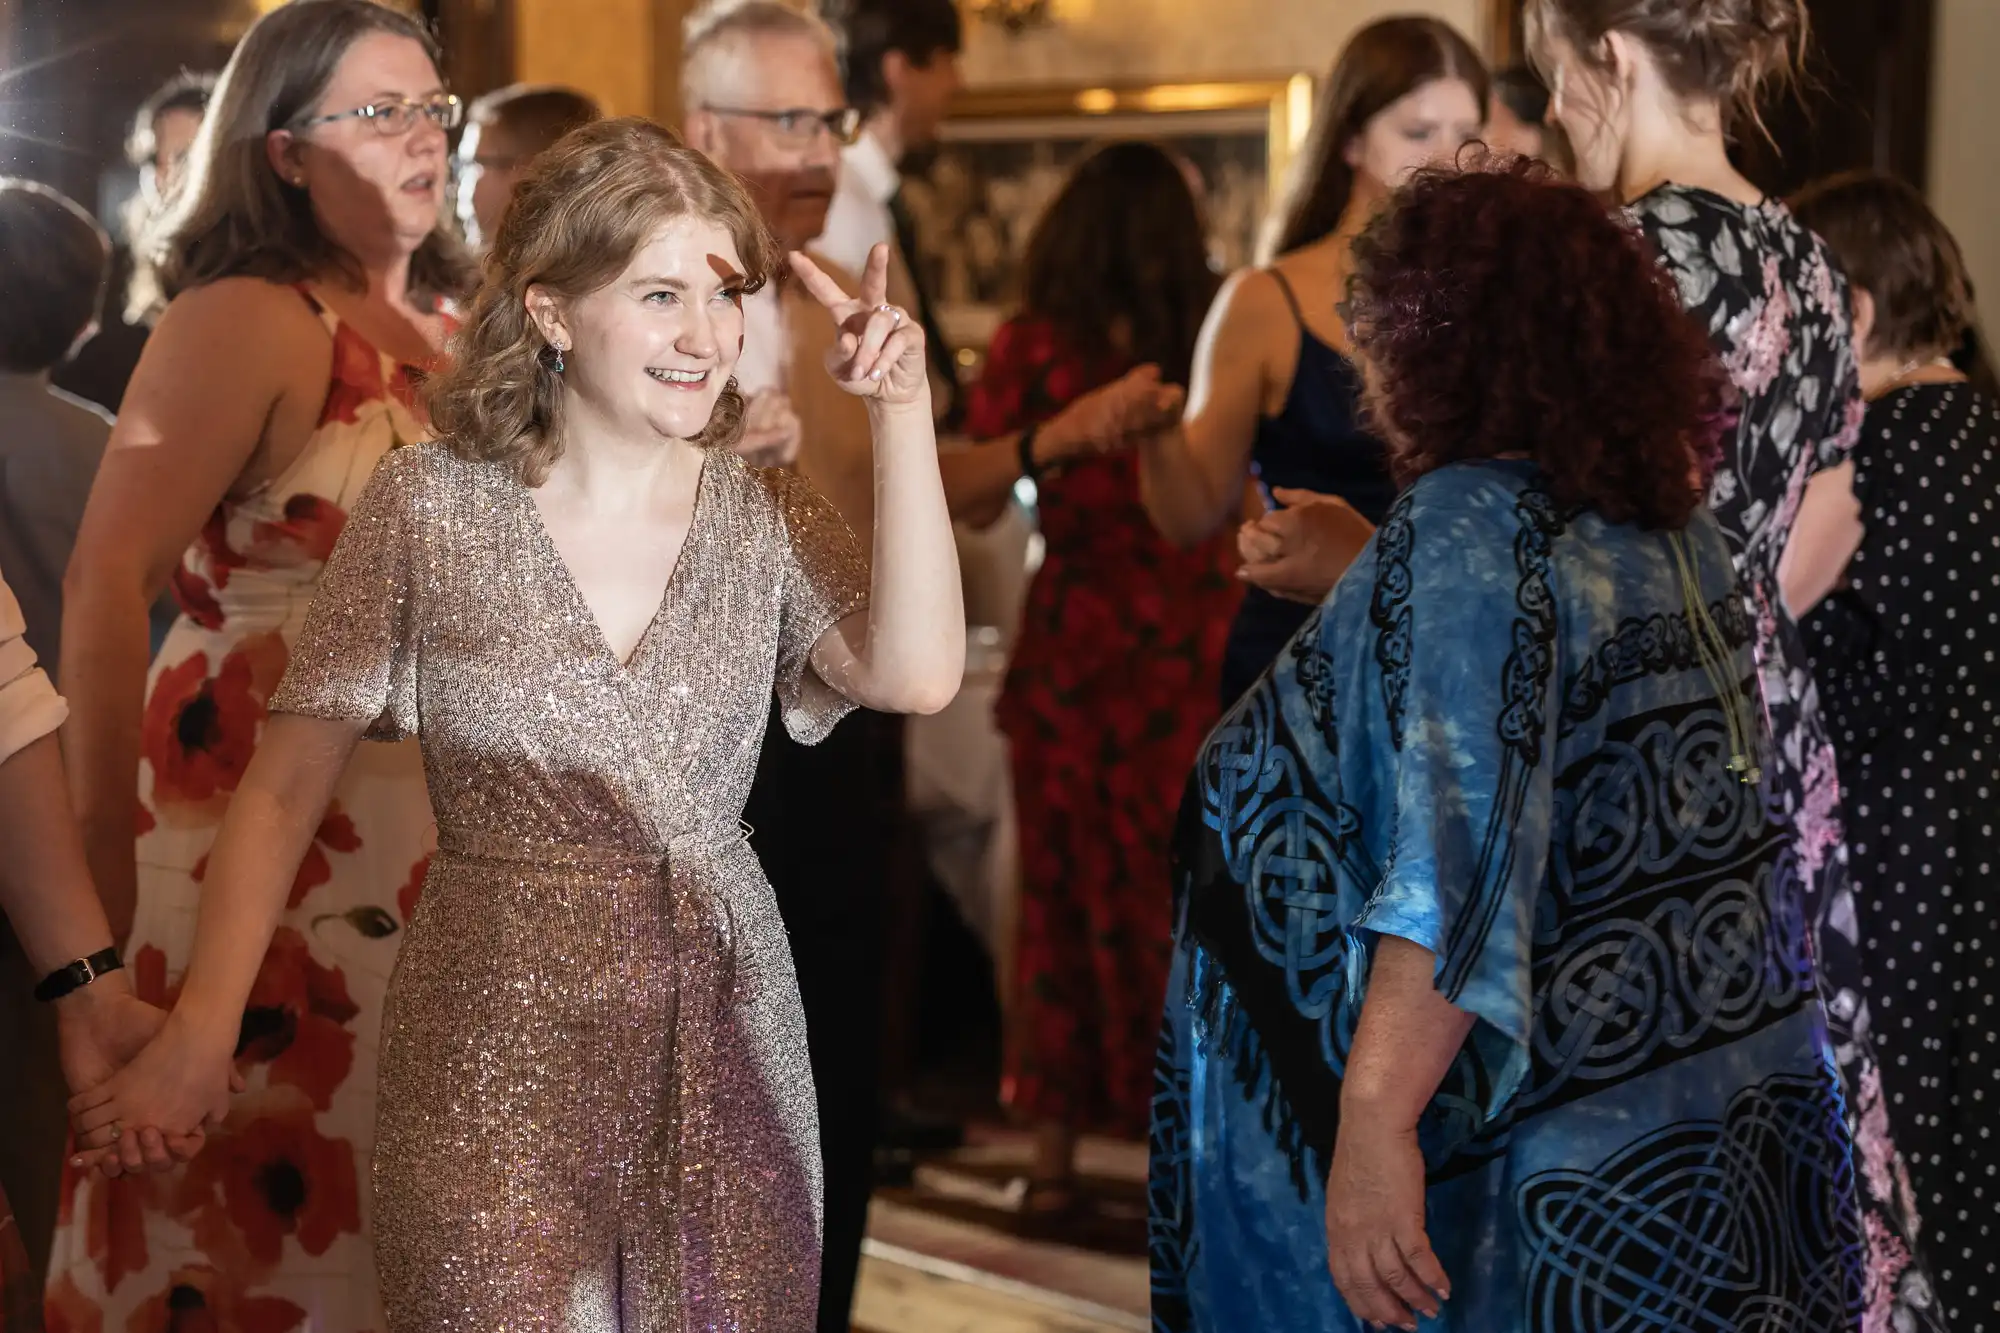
[64,118,965,1331]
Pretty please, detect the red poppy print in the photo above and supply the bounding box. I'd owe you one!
[170,1088,361,1270]
[285,802,363,909]
[44,1271,103,1333]
[169,567,225,634]
[80,1168,160,1296]
[140,634,288,820]
[48,296,433,1328]
[397,853,430,924]
[170,510,249,632]
[122,1264,308,1333]
[319,323,388,427]
[237,928,359,1110]
[129,944,179,1010]
[248,494,347,569]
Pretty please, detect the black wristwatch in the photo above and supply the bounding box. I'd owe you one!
[34,947,123,1003]
[1018,423,1042,484]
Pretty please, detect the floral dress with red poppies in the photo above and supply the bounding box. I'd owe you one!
[971,316,1241,1138]
[44,291,439,1333]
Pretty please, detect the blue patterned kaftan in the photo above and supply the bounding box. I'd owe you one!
[1147,461,1864,1333]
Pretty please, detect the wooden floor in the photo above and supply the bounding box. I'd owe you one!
[851,1132,1150,1333]
[854,1241,1143,1333]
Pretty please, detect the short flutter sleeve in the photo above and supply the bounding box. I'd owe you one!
[268,447,426,740]
[761,466,869,745]
[0,571,66,763]
[1348,481,1561,1116]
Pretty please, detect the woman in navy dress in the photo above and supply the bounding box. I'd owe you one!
[1123,16,1487,705]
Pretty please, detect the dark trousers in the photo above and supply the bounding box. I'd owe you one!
[743,704,897,1333]
[0,921,66,1283]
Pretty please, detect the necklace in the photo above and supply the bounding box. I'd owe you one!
[1878,354,1960,397]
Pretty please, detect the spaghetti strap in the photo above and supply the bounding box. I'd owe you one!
[1266,267,1306,329]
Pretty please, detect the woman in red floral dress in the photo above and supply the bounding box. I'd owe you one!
[45,5,471,1328]
[964,142,1240,1206]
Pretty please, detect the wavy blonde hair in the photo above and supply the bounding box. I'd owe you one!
[427,117,780,485]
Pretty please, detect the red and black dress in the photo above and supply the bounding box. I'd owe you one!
[967,316,1240,1137]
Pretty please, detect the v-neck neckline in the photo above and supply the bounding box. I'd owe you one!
[517,452,712,677]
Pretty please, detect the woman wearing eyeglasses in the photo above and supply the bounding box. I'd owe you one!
[45,3,472,1326]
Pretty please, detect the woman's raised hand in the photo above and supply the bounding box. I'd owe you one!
[790,245,928,407]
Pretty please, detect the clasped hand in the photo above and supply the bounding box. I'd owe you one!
[1039,365,1185,467]
[62,994,239,1178]
[1237,487,1377,604]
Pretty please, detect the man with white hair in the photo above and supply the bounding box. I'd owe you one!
[681,7,891,1329]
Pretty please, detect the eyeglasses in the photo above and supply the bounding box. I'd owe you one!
[295,94,465,137]
[702,105,861,146]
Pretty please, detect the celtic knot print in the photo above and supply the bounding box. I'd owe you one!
[1524,868,1807,1102]
[1197,685,1291,884]
[1499,489,1567,767]
[1289,633,1339,745]
[1147,1004,1197,1333]
[1552,705,1767,912]
[1196,680,1373,1070]
[1519,1071,1863,1333]
[1370,491,1417,749]
[1437,488,1566,999]
[1560,596,1756,737]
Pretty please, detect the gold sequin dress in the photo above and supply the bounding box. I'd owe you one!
[268,441,867,1331]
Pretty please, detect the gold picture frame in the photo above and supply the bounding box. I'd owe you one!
[903,75,1315,359]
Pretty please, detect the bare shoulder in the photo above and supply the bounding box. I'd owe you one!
[1212,266,1288,325]
[121,278,332,425]
[152,276,325,345]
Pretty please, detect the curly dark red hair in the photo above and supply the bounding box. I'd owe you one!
[1345,157,1730,530]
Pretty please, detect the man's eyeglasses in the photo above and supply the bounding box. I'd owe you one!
[702,105,861,146]
[295,94,465,137]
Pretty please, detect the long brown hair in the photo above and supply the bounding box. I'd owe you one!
[1266,16,1489,259]
[1018,141,1219,386]
[426,118,780,485]
[150,0,473,316]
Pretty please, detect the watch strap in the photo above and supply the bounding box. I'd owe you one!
[1017,423,1042,483]
[33,947,124,1003]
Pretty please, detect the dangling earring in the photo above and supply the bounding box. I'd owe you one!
[552,343,566,374]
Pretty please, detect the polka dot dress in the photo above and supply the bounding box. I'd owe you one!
[1803,381,2000,1331]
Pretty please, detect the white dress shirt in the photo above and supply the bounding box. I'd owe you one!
[819,130,901,282]
[735,283,791,399]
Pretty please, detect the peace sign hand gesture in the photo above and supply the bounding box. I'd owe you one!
[789,244,929,406]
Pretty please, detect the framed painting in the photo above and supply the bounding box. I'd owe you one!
[900,77,1315,364]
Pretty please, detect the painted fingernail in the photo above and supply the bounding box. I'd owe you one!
[870,369,883,380]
